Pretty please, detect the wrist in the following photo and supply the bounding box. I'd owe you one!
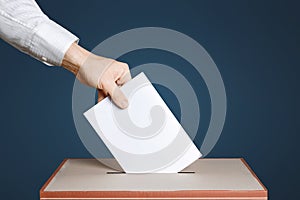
[61,42,91,75]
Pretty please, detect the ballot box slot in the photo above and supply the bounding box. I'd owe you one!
[106,171,126,174]
[106,171,195,174]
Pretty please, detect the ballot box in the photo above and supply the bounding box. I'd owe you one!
[40,158,268,200]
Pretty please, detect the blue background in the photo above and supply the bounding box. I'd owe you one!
[0,0,299,199]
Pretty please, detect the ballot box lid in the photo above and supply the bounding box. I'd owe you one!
[40,158,267,199]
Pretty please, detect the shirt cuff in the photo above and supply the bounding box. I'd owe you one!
[30,19,79,66]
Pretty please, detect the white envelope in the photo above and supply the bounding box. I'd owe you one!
[84,72,202,173]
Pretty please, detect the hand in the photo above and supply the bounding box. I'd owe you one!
[62,43,131,109]
[79,54,131,108]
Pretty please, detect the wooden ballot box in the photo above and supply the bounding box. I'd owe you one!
[40,158,268,200]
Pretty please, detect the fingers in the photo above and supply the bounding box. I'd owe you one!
[104,81,129,109]
[96,61,131,108]
[116,66,132,86]
[98,83,129,109]
[111,85,129,109]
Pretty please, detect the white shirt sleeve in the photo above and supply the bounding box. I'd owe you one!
[0,0,79,66]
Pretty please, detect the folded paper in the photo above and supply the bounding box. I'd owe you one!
[84,72,202,173]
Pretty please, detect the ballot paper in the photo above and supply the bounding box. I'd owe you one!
[84,72,202,173]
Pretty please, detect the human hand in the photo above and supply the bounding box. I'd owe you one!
[78,54,131,108]
[62,43,131,109]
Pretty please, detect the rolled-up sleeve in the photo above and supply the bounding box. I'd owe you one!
[0,0,78,66]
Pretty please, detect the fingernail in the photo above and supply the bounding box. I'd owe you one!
[120,100,128,109]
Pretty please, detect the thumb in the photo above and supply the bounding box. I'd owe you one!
[106,82,129,109]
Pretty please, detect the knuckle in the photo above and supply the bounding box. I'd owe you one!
[121,62,129,70]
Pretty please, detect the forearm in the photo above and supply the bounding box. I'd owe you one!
[61,42,91,75]
[0,0,78,66]
[0,0,131,108]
